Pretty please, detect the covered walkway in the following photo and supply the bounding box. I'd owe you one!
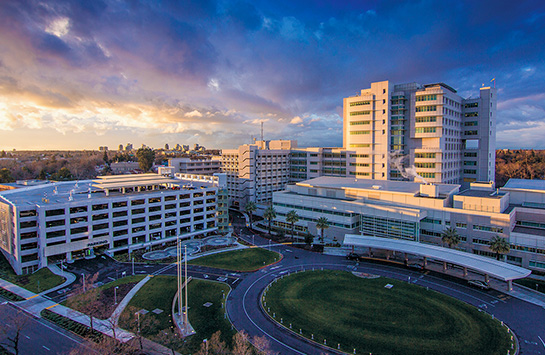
[343,235,531,290]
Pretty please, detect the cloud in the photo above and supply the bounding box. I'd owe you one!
[0,0,544,149]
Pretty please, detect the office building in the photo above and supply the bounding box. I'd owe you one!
[0,173,226,275]
[168,156,222,175]
[273,177,545,271]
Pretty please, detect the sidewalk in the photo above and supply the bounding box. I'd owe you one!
[40,264,77,296]
[109,275,152,325]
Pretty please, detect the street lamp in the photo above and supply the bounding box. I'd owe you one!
[132,256,135,276]
[114,286,119,305]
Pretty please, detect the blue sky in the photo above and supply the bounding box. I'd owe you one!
[0,0,544,150]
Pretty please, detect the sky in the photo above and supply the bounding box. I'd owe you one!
[0,0,544,151]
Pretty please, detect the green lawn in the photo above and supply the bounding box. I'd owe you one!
[189,248,281,271]
[119,275,234,353]
[264,270,511,355]
[0,253,65,293]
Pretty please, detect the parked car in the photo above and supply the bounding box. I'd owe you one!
[346,252,362,261]
[468,280,490,290]
[407,263,424,270]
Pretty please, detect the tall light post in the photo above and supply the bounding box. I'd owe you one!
[132,256,135,276]
[184,244,189,328]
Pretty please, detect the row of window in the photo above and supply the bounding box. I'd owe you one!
[415,94,437,102]
[516,220,545,229]
[350,121,370,125]
[350,131,371,135]
[464,112,479,117]
[350,101,371,106]
[415,153,436,159]
[415,127,436,133]
[350,111,371,116]
[415,116,437,123]
[415,105,437,112]
[349,154,369,158]
[415,162,435,169]
[273,202,354,218]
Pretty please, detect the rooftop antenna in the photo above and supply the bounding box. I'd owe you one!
[261,121,264,142]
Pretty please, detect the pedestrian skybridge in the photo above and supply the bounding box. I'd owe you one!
[343,234,531,290]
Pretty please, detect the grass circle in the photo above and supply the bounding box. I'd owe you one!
[263,270,511,355]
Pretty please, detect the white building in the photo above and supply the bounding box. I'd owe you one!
[0,173,227,275]
[168,156,222,175]
[343,81,496,187]
[273,177,545,271]
[221,140,294,209]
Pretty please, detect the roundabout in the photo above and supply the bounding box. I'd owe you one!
[142,235,236,260]
[261,270,512,355]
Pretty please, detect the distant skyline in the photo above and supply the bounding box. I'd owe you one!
[1,0,544,150]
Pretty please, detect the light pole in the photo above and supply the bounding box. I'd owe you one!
[114,286,119,305]
[269,239,271,251]
[132,256,135,276]
[135,311,142,350]
[82,273,86,292]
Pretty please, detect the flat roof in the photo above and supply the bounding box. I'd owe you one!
[502,179,545,192]
[297,176,459,196]
[343,235,531,281]
[457,190,506,199]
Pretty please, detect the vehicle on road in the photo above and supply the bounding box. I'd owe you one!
[346,252,362,261]
[407,263,424,270]
[467,280,490,290]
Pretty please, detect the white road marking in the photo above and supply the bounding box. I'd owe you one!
[25,335,30,339]
[43,346,50,351]
[538,335,545,348]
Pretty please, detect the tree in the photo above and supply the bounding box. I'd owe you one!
[195,330,229,355]
[489,235,510,261]
[441,227,461,249]
[136,147,155,172]
[164,143,170,150]
[0,168,14,183]
[119,306,160,351]
[102,151,110,165]
[263,206,277,235]
[316,217,329,243]
[51,167,73,181]
[232,331,252,355]
[285,210,299,241]
[0,308,29,355]
[66,272,101,332]
[245,202,257,229]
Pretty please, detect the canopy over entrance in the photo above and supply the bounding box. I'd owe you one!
[344,234,531,281]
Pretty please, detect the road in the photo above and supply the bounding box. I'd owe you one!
[1,209,544,354]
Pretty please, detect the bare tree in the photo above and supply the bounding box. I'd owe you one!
[232,331,252,355]
[195,331,229,355]
[0,308,29,355]
[66,272,101,331]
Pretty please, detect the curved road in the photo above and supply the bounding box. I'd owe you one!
[227,215,545,355]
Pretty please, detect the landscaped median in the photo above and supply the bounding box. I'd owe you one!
[189,247,282,271]
[262,270,513,355]
[118,275,233,353]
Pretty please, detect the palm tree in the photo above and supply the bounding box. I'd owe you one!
[441,227,460,249]
[263,206,277,235]
[316,217,329,243]
[489,235,510,261]
[245,201,257,229]
[286,210,300,241]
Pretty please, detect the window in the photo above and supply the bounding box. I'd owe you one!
[415,153,436,159]
[112,201,127,208]
[149,206,162,212]
[415,127,436,133]
[70,216,87,224]
[464,113,479,118]
[70,206,87,214]
[113,229,128,237]
[464,130,478,136]
[132,217,145,224]
[149,214,162,221]
[415,162,435,168]
[349,144,371,148]
[473,225,503,233]
[20,221,37,229]
[113,220,128,227]
[20,231,37,239]
[92,223,109,231]
[46,209,65,217]
[132,208,145,215]
[46,219,65,228]
[350,111,371,116]
[148,197,161,204]
[71,226,88,235]
[419,172,436,179]
[350,131,371,135]
[21,242,38,251]
[455,223,467,229]
[463,161,477,166]
[19,210,37,218]
[415,116,437,123]
[415,94,437,101]
[464,169,477,174]
[350,101,370,106]
[92,213,108,221]
[46,230,66,238]
[165,195,176,201]
[131,199,145,206]
[92,204,108,211]
[350,121,370,125]
[464,152,477,157]
[464,102,478,108]
[415,105,437,112]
